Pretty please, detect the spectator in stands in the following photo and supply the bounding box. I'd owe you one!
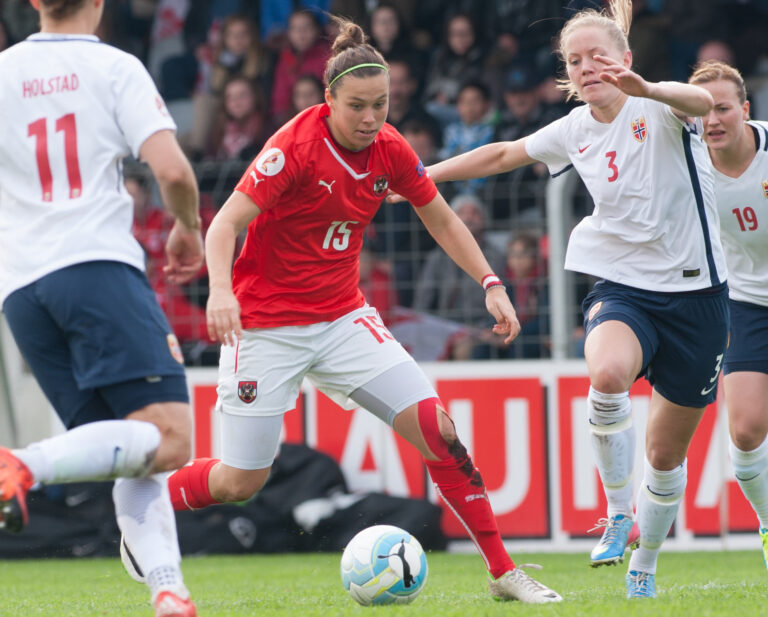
[386,58,442,145]
[290,74,325,115]
[401,119,439,166]
[165,12,272,160]
[473,232,549,359]
[486,64,559,225]
[260,0,330,50]
[367,2,426,87]
[413,194,506,354]
[127,173,211,347]
[207,76,269,161]
[359,243,398,325]
[496,65,548,142]
[422,13,486,128]
[206,14,272,98]
[270,9,332,126]
[438,80,496,195]
[696,39,735,66]
[146,0,191,85]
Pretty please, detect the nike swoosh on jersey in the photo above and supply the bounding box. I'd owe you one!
[700,382,717,395]
[578,144,591,153]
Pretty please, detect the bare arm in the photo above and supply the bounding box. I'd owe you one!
[594,54,714,117]
[140,130,200,229]
[415,194,520,343]
[427,139,536,184]
[205,190,262,344]
[646,81,714,117]
[139,130,204,283]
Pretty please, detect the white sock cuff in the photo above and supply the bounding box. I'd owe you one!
[729,434,768,467]
[642,457,687,505]
[588,387,632,433]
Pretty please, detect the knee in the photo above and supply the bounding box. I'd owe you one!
[150,404,193,472]
[437,410,459,445]
[645,443,684,471]
[589,364,633,394]
[730,419,766,452]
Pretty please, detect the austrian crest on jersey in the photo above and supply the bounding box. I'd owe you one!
[631,116,647,142]
[372,175,389,196]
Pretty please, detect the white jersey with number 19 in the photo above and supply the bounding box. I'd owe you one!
[714,120,768,308]
[526,96,728,292]
[0,33,176,304]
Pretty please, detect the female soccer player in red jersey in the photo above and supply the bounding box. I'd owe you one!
[165,17,561,604]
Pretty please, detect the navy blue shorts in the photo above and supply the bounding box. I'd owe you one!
[582,280,729,408]
[723,299,768,376]
[3,261,189,428]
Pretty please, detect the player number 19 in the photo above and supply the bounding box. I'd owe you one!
[732,207,758,231]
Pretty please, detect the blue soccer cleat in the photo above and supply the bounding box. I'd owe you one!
[760,527,768,570]
[589,514,636,567]
[625,569,656,598]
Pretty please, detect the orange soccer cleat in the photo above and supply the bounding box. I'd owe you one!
[0,448,34,534]
[154,591,198,617]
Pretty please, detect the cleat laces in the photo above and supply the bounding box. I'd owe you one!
[626,570,655,598]
[513,564,558,597]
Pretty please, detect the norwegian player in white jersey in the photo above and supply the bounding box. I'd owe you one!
[402,0,728,599]
[690,60,768,571]
[0,1,203,616]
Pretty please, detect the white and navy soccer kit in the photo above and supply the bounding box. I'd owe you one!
[714,120,768,374]
[0,34,187,426]
[526,97,729,406]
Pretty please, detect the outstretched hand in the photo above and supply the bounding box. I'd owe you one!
[164,220,204,284]
[485,286,521,344]
[594,54,650,98]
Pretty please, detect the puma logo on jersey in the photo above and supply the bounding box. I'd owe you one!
[319,179,336,194]
[250,171,264,186]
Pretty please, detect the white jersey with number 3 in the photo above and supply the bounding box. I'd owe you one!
[713,120,768,307]
[526,96,727,292]
[0,33,176,304]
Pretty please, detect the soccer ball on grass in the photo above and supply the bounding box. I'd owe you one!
[340,524,428,606]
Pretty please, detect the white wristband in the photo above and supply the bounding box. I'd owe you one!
[481,274,503,291]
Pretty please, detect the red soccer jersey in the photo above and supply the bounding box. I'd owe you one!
[233,104,438,328]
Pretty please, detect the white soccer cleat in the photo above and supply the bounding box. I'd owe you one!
[488,564,563,603]
[120,534,146,583]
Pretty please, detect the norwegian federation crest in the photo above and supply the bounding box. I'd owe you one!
[631,116,647,142]
[238,381,258,403]
[373,175,390,196]
[166,334,184,364]
[762,180,768,198]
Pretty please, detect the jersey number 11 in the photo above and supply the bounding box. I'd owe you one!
[28,113,83,202]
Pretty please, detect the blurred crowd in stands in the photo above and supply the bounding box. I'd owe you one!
[3,0,768,363]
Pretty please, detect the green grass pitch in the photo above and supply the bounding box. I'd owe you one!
[1,550,765,616]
